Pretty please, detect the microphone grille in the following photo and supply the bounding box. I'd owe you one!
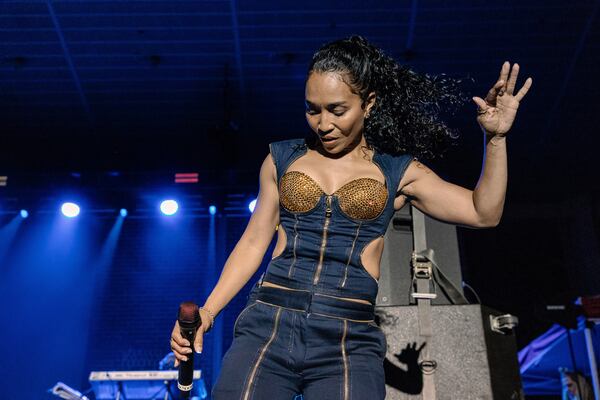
[178,302,199,323]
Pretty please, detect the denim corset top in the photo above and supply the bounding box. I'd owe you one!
[264,138,413,304]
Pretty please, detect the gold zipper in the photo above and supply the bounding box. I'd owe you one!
[313,195,332,285]
[242,307,282,400]
[341,223,361,288]
[288,214,299,278]
[341,319,349,400]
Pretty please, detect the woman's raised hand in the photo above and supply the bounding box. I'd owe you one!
[472,61,533,136]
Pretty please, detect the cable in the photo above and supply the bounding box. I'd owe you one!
[461,281,482,304]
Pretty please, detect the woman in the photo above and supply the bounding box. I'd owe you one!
[561,370,594,400]
[170,35,532,399]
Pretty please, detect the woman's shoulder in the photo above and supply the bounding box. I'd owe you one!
[268,137,306,148]
[373,150,415,188]
[268,137,308,158]
[375,149,414,167]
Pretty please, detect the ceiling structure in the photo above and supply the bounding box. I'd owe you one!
[0,0,598,194]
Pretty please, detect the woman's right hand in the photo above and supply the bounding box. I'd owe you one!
[170,311,210,367]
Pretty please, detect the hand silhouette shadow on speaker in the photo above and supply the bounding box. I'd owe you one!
[384,342,426,394]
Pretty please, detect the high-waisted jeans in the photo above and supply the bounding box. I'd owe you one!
[211,282,387,399]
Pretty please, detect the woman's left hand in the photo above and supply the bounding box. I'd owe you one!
[472,61,533,136]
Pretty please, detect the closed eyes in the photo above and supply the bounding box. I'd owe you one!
[305,109,346,117]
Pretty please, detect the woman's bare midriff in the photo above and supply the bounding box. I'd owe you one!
[261,281,373,305]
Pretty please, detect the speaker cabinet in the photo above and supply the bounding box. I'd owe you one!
[377,206,464,306]
[376,305,524,400]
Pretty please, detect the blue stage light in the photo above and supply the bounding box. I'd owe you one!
[61,202,80,218]
[120,208,128,217]
[209,205,217,215]
[160,200,178,216]
[20,209,29,218]
[248,198,257,213]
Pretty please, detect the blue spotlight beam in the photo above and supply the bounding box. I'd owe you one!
[0,215,23,263]
[540,0,599,150]
[46,0,93,124]
[228,0,247,128]
[406,0,418,51]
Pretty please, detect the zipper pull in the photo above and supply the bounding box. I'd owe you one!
[325,195,332,217]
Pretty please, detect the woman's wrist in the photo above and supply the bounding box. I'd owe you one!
[485,133,507,147]
[483,127,507,138]
[199,306,216,332]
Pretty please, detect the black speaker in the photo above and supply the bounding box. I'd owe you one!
[377,206,464,306]
[376,304,524,400]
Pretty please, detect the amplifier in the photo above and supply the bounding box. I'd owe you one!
[377,206,464,307]
[377,305,524,400]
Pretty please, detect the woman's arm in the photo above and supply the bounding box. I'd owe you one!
[395,61,531,228]
[201,153,279,317]
[397,134,506,228]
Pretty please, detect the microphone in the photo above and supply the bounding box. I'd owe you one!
[177,301,201,398]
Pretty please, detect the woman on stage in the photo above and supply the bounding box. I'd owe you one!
[170,35,532,399]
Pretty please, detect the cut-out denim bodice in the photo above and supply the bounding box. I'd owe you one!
[264,138,412,304]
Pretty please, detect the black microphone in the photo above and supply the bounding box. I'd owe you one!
[177,301,201,398]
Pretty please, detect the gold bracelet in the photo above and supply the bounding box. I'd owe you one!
[199,306,215,331]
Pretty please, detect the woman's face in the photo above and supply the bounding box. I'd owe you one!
[563,376,578,395]
[305,71,374,154]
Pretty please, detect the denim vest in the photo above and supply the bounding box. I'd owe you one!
[264,138,413,304]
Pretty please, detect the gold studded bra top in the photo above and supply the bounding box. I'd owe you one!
[279,170,388,220]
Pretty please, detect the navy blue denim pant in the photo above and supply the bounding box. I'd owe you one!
[211,283,387,400]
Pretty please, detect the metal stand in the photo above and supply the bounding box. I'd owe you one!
[163,379,173,400]
[116,380,125,400]
[411,208,437,400]
[583,320,600,400]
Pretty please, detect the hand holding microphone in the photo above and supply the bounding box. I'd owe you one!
[170,302,213,398]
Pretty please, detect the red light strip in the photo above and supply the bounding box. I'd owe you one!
[175,173,198,184]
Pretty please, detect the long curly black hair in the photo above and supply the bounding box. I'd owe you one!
[306,35,471,159]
